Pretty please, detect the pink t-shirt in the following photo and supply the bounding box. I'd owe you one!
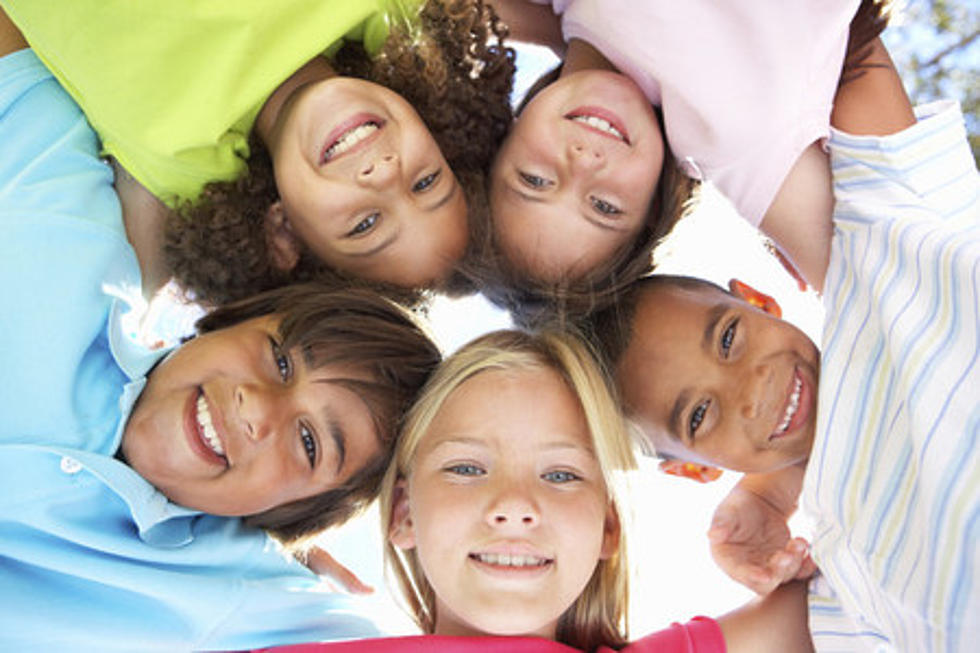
[542,0,859,226]
[257,616,725,652]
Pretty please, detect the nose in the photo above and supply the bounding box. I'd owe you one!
[235,382,286,443]
[357,152,399,189]
[485,482,540,530]
[567,141,604,173]
[737,360,774,420]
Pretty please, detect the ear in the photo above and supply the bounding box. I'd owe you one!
[264,200,302,272]
[599,503,621,560]
[728,279,782,318]
[658,459,723,484]
[388,479,417,551]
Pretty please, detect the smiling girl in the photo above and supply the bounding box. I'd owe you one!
[1,0,515,303]
[257,330,813,652]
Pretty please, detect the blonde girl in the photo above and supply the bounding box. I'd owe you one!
[258,330,813,652]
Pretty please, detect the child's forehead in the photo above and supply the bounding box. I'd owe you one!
[634,280,733,326]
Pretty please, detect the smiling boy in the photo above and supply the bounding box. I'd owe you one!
[0,40,440,650]
[589,38,979,652]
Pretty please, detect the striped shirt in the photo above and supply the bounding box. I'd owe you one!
[802,100,980,652]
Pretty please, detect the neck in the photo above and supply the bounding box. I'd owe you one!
[560,38,617,77]
[254,56,337,148]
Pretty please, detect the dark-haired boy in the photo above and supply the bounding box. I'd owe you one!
[591,39,979,652]
[0,36,440,650]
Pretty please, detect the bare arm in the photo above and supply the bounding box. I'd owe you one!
[112,160,172,298]
[760,38,915,294]
[718,581,814,653]
[487,0,565,55]
[0,4,28,58]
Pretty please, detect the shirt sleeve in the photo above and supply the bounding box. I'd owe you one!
[619,617,726,653]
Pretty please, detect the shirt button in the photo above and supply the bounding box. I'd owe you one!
[60,456,83,474]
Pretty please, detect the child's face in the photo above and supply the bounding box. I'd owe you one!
[391,366,617,639]
[122,315,381,515]
[490,70,664,282]
[617,283,820,473]
[270,78,468,288]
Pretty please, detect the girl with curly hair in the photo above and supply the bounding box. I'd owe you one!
[3,0,515,304]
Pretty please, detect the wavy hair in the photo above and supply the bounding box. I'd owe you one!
[380,329,636,651]
[165,0,515,306]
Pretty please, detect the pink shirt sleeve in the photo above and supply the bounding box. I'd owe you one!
[613,617,726,653]
[550,0,858,226]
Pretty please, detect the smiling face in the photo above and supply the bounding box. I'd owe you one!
[122,315,381,516]
[269,77,468,288]
[390,366,617,639]
[616,282,820,474]
[490,70,664,282]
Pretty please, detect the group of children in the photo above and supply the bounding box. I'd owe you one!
[1,0,976,651]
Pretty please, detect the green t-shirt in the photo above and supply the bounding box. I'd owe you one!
[3,0,421,206]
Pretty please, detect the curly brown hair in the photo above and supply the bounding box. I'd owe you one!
[467,99,699,329]
[164,0,516,306]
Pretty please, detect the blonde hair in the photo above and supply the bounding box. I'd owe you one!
[380,329,636,651]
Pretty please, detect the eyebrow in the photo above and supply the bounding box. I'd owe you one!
[702,304,728,353]
[668,389,692,443]
[325,415,346,474]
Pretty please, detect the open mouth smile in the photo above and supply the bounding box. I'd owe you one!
[186,389,228,466]
[565,106,630,145]
[320,114,385,163]
[469,552,552,569]
[771,369,805,439]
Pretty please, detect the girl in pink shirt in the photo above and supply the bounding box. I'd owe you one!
[481,0,885,324]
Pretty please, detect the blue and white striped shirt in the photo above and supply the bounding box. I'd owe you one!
[802,100,979,652]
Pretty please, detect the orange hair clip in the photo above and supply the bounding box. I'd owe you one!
[729,279,782,318]
[658,459,723,483]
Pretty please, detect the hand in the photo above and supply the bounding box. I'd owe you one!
[708,485,816,595]
[300,545,374,595]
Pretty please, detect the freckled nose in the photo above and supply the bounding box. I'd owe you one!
[568,142,604,171]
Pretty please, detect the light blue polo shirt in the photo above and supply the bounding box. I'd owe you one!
[0,50,379,651]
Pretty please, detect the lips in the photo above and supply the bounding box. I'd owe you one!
[184,388,228,466]
[565,105,630,145]
[770,368,811,440]
[468,545,554,578]
[320,113,385,163]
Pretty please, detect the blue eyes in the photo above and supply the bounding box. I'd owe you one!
[519,171,551,188]
[444,464,581,484]
[412,170,440,193]
[590,196,622,216]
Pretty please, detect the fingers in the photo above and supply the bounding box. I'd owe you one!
[303,546,375,595]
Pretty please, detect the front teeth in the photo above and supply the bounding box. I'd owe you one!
[324,122,380,160]
[474,553,549,568]
[775,375,803,434]
[570,115,626,142]
[196,395,225,456]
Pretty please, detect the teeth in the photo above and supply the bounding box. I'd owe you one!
[196,395,225,456]
[570,115,626,142]
[776,376,803,434]
[474,553,549,568]
[324,122,380,160]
